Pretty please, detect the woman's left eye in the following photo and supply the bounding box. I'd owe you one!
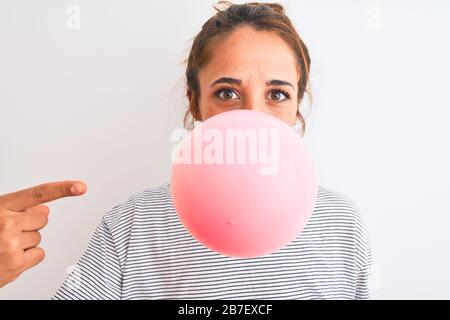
[268,90,290,102]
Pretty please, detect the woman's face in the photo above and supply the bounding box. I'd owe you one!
[193,26,301,126]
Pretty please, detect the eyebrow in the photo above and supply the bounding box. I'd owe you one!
[210,77,294,89]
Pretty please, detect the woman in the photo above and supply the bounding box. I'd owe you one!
[53,1,372,300]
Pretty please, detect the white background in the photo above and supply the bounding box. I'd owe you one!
[0,0,449,299]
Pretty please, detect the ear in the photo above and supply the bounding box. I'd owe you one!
[186,89,201,122]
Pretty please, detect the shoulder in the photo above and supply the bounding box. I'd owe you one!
[306,185,370,248]
[94,183,173,264]
[100,182,173,234]
[313,184,365,224]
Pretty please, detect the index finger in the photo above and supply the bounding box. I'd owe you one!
[0,180,87,212]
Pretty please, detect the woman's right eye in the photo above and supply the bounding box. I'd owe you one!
[215,88,239,100]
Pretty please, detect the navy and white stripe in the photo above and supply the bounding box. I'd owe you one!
[52,183,372,300]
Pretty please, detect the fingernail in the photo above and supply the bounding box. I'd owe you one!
[71,184,79,195]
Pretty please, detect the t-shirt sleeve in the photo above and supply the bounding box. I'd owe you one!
[354,208,373,300]
[52,219,123,300]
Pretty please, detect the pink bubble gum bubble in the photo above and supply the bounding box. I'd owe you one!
[170,109,318,258]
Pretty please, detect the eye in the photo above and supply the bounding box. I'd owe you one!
[268,89,291,102]
[213,86,292,103]
[214,86,239,101]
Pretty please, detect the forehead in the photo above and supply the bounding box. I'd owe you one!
[199,26,300,87]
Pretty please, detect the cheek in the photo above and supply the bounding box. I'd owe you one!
[266,102,298,125]
[271,110,297,126]
[198,94,235,120]
[197,94,213,120]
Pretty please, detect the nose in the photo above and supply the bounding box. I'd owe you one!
[242,105,265,112]
[241,94,265,113]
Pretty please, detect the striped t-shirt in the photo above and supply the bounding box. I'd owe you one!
[52,183,372,300]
